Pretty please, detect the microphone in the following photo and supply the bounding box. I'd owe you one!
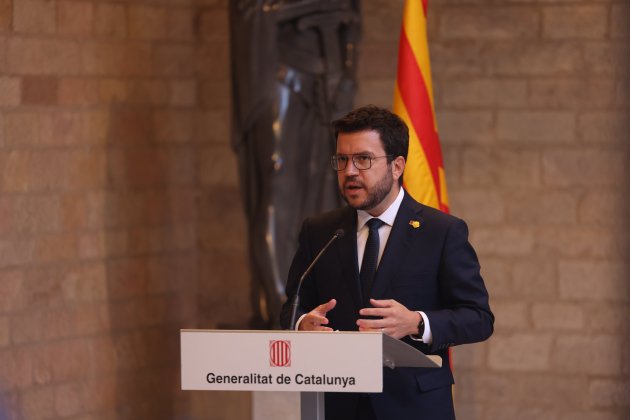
[289,228,345,329]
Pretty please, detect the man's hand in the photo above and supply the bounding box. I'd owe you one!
[357,299,420,339]
[298,299,337,331]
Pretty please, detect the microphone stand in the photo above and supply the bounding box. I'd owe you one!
[289,229,344,329]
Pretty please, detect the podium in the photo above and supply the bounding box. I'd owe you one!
[181,330,441,420]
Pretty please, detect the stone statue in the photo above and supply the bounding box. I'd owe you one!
[229,0,361,327]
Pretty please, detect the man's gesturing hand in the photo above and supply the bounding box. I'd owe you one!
[357,299,420,339]
[298,299,337,331]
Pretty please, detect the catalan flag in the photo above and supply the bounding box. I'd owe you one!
[394,0,449,214]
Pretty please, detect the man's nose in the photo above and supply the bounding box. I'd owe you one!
[342,159,359,175]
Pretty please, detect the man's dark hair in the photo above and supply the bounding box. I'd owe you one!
[332,105,409,162]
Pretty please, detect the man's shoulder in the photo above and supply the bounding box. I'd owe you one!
[305,205,354,229]
[402,193,465,228]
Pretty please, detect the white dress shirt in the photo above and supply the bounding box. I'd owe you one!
[297,188,432,344]
[357,188,432,344]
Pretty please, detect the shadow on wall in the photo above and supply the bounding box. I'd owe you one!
[625,4,630,310]
[103,107,189,418]
[624,24,630,419]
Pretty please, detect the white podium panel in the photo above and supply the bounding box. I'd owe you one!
[181,330,383,393]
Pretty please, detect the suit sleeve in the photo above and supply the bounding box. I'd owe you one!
[423,219,494,353]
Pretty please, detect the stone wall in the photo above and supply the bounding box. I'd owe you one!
[0,0,628,419]
[360,1,630,419]
[0,0,250,418]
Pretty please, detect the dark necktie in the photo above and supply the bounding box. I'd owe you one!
[360,218,384,305]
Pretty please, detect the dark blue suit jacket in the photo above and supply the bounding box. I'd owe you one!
[281,191,494,420]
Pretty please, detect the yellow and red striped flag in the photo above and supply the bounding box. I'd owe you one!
[394,0,455,379]
[394,0,449,214]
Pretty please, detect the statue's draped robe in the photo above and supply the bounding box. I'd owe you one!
[229,0,361,327]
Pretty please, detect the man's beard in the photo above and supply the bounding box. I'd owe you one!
[340,171,394,211]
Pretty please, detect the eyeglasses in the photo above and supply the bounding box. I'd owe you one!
[330,154,393,171]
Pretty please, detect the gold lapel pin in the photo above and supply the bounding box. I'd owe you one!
[409,220,421,229]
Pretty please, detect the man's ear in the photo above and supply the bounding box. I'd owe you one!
[391,156,406,181]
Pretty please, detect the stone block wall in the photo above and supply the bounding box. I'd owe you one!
[0,0,251,418]
[0,0,628,419]
[359,0,630,419]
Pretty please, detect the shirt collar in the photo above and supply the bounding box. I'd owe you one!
[357,188,405,230]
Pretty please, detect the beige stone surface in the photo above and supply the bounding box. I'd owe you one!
[440,6,540,40]
[0,0,627,419]
[543,5,608,39]
[13,0,56,34]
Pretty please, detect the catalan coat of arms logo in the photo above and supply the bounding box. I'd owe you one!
[269,340,291,367]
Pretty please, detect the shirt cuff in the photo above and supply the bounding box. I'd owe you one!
[294,313,308,331]
[409,311,433,344]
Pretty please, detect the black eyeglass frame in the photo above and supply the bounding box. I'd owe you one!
[330,154,394,171]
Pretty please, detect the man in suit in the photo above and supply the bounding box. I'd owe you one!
[280,105,494,420]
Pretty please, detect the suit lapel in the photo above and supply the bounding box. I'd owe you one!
[371,193,425,300]
[336,207,362,311]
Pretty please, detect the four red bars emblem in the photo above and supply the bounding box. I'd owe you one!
[269,340,291,367]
